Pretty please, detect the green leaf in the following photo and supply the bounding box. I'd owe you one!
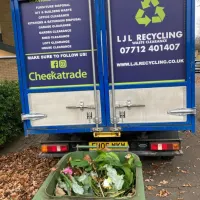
[105,165,124,190]
[107,152,120,161]
[135,161,142,167]
[60,173,72,196]
[121,165,134,187]
[78,173,92,194]
[71,177,84,195]
[94,152,122,168]
[85,165,92,172]
[70,159,90,168]
[94,152,120,162]
[128,156,135,167]
[57,178,69,194]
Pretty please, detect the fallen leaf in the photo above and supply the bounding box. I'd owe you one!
[182,183,192,187]
[160,180,168,185]
[101,147,111,152]
[55,185,66,196]
[156,189,170,197]
[146,186,156,191]
[152,163,159,169]
[181,170,188,174]
[83,154,92,163]
[51,167,57,172]
[145,178,154,182]
[186,146,190,149]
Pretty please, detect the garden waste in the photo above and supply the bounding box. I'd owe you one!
[55,151,140,198]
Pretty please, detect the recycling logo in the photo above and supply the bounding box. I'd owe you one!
[135,0,166,26]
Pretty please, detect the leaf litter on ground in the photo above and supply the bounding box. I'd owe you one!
[146,186,156,191]
[160,180,168,185]
[156,189,170,197]
[0,147,58,200]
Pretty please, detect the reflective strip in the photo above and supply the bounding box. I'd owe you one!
[57,146,61,152]
[158,144,162,150]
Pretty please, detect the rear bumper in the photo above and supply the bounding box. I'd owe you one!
[39,150,183,158]
[131,150,183,156]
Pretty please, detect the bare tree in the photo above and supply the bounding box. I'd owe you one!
[196,0,200,51]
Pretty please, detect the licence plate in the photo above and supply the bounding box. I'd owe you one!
[89,141,129,151]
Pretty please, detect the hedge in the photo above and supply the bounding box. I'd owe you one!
[0,81,23,146]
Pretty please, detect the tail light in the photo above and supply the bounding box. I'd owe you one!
[150,142,180,151]
[41,144,69,153]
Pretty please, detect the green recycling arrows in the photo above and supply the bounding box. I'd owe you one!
[136,15,151,26]
[135,0,166,26]
[155,6,165,21]
[151,0,159,7]
[141,0,150,9]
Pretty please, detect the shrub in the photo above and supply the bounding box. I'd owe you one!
[0,81,23,146]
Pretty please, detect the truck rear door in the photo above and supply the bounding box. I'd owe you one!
[11,0,106,134]
[101,0,196,132]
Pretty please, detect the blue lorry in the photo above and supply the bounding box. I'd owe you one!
[11,0,195,158]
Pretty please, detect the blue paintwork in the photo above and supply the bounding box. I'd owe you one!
[190,0,196,133]
[10,0,28,133]
[100,0,196,133]
[100,0,111,126]
[11,0,196,135]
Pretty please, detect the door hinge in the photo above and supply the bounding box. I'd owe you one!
[167,108,196,116]
[21,113,47,121]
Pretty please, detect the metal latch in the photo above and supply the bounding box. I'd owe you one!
[87,112,93,123]
[115,100,145,110]
[21,113,47,121]
[66,101,95,111]
[119,111,125,123]
[167,108,196,116]
[119,111,126,118]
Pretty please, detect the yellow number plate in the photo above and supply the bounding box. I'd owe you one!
[89,141,128,151]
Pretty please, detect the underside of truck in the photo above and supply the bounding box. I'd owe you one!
[39,131,183,159]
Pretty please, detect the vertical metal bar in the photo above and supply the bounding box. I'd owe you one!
[88,0,99,128]
[107,0,117,129]
[190,0,195,133]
